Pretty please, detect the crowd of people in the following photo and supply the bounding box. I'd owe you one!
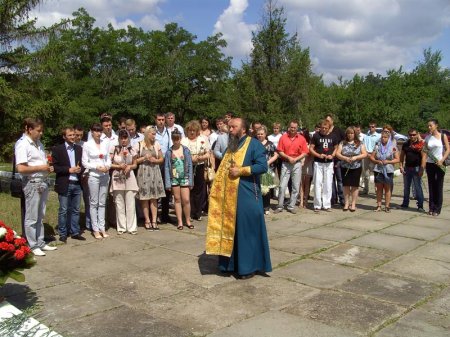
[14,112,449,261]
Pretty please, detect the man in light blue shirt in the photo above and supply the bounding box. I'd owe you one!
[362,122,381,194]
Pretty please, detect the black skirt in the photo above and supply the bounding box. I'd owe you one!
[341,166,362,187]
[374,171,394,186]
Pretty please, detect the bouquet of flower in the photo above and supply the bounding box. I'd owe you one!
[0,221,36,286]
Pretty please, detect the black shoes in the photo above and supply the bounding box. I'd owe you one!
[238,273,255,280]
[59,236,67,243]
[71,234,86,241]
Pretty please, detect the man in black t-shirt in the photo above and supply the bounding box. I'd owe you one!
[325,114,345,206]
[400,128,425,211]
[309,120,337,212]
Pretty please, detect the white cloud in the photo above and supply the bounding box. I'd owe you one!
[31,0,165,30]
[213,0,257,60]
[279,0,450,82]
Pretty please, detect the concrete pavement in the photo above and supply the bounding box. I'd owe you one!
[1,174,449,336]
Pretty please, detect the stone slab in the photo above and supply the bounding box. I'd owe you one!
[284,290,404,335]
[377,255,450,284]
[316,243,397,269]
[349,232,424,253]
[6,282,122,325]
[339,271,436,306]
[137,276,318,336]
[54,305,189,337]
[401,216,450,230]
[410,243,450,263]
[207,310,359,337]
[300,226,365,242]
[270,236,337,255]
[332,217,392,232]
[375,309,450,337]
[438,234,450,244]
[266,220,321,236]
[380,224,448,241]
[420,286,450,316]
[274,259,365,288]
[356,210,416,224]
[269,249,302,268]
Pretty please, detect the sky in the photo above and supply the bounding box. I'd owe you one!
[32,0,450,83]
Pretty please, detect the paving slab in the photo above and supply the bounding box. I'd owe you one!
[332,217,393,232]
[349,232,424,253]
[410,243,450,263]
[300,226,365,242]
[274,258,365,288]
[438,234,450,244]
[315,243,397,269]
[207,310,359,337]
[377,255,450,284]
[400,215,450,230]
[270,235,337,255]
[266,219,321,236]
[136,276,318,336]
[420,286,450,316]
[375,309,450,337]
[54,305,189,337]
[284,290,405,335]
[338,271,437,306]
[380,223,449,241]
[269,249,302,268]
[6,282,123,326]
[356,209,417,224]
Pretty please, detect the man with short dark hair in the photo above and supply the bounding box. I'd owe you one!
[206,117,272,279]
[165,112,185,138]
[274,120,309,214]
[325,114,345,206]
[52,127,86,243]
[126,118,144,147]
[400,128,425,211]
[15,118,57,256]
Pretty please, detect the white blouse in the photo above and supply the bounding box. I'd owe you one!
[425,134,443,163]
[181,135,211,165]
[82,139,112,177]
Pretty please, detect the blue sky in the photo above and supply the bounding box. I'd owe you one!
[33,0,450,83]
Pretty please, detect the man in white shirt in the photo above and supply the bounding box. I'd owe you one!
[15,118,58,256]
[165,112,185,138]
[126,118,144,148]
[100,115,119,152]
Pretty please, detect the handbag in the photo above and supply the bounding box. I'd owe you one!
[10,154,23,198]
[441,135,450,166]
[204,158,215,182]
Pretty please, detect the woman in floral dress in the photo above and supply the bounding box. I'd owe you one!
[135,126,165,230]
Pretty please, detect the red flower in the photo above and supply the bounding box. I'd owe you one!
[201,141,204,144]
[14,249,26,260]
[5,231,15,243]
[99,154,104,159]
[47,154,53,164]
[21,246,31,255]
[0,220,5,227]
[0,242,15,251]
[14,237,27,246]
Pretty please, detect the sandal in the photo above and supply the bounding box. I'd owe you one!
[186,224,195,229]
[144,222,152,230]
[93,232,103,240]
[349,207,356,212]
[385,207,391,213]
[177,225,183,230]
[374,206,382,212]
[152,222,160,231]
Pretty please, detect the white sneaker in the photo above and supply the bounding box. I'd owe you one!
[33,248,46,256]
[42,245,58,251]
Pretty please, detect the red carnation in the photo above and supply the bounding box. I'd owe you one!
[201,141,204,144]
[99,154,104,159]
[47,154,53,164]
[0,242,15,251]
[14,249,26,260]
[21,246,31,255]
[5,231,15,243]
[14,237,27,246]
[0,220,5,227]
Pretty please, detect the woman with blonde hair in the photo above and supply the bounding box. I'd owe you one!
[181,120,211,220]
[370,131,400,212]
[135,126,166,230]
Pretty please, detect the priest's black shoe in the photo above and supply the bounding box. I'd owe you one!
[238,273,255,280]
[71,234,86,241]
[59,236,67,243]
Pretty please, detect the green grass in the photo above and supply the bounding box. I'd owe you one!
[0,191,61,235]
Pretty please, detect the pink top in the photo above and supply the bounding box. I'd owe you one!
[110,148,139,192]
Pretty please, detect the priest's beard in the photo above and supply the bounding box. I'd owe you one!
[228,134,240,153]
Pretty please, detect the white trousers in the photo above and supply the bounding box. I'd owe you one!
[114,190,137,233]
[313,161,334,210]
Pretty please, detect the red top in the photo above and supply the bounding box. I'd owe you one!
[277,133,309,159]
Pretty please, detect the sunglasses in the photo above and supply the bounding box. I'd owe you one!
[369,126,376,128]
[409,133,417,136]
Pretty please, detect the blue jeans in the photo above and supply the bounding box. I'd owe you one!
[23,180,49,250]
[58,183,82,238]
[401,166,424,208]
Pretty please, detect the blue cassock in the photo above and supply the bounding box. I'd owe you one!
[219,136,272,275]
